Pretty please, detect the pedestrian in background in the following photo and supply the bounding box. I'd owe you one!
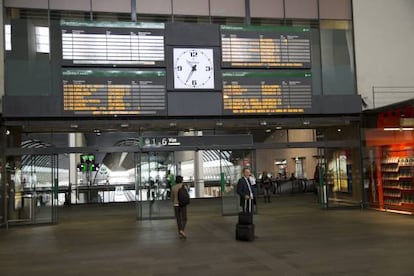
[172,175,188,239]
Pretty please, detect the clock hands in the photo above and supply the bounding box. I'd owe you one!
[185,64,197,85]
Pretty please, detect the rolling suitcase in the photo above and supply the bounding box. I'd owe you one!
[238,199,253,225]
[236,199,255,241]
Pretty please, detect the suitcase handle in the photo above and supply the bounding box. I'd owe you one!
[244,198,252,213]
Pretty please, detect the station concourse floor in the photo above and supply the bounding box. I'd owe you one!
[1,193,414,276]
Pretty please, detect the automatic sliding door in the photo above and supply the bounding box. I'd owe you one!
[136,152,174,220]
[6,154,58,225]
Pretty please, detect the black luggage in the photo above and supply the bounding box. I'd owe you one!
[236,223,255,241]
[238,199,253,225]
[236,199,255,241]
[238,212,253,225]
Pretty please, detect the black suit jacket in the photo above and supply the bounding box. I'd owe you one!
[237,177,252,207]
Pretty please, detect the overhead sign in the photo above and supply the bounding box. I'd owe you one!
[62,69,167,116]
[140,135,253,149]
[61,20,165,66]
[221,25,311,69]
[222,71,312,115]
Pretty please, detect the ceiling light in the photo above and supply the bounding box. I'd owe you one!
[5,130,10,135]
[303,121,310,126]
[260,121,267,126]
[265,129,271,133]
[384,127,414,131]
[276,126,282,130]
[121,123,129,128]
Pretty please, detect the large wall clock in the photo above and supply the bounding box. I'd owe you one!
[173,48,215,89]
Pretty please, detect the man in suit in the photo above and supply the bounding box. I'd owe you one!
[237,168,254,211]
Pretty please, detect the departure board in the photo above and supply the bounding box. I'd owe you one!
[61,21,165,66]
[221,25,311,69]
[222,71,312,115]
[63,69,166,116]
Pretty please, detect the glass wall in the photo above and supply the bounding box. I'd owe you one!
[221,149,256,215]
[320,20,356,95]
[316,123,363,207]
[5,155,58,225]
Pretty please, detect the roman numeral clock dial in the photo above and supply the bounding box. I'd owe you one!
[173,48,215,89]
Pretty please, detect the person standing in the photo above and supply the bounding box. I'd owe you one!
[261,171,272,203]
[237,168,254,212]
[172,175,188,239]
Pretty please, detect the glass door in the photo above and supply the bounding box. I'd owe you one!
[6,154,58,226]
[135,151,175,220]
[221,150,255,215]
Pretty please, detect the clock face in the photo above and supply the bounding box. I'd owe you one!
[173,48,214,89]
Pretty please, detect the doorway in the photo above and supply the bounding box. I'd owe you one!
[5,154,58,226]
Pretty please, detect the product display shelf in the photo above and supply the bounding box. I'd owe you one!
[381,157,414,210]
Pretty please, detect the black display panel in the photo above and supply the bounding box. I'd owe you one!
[62,69,166,116]
[221,25,311,69]
[140,135,253,149]
[61,21,165,66]
[222,71,312,115]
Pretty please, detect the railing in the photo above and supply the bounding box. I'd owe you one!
[372,86,414,108]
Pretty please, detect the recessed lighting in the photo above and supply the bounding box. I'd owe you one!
[6,130,10,135]
[337,128,342,132]
[265,129,271,133]
[276,126,282,130]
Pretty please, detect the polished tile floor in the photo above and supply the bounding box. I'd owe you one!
[1,194,414,276]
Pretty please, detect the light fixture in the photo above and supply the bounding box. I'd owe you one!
[6,129,10,135]
[384,127,414,131]
[121,123,129,128]
[169,122,177,127]
[260,121,267,126]
[265,129,271,133]
[337,128,342,132]
[70,124,78,129]
[276,126,282,130]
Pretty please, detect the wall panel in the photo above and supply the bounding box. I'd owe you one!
[136,0,172,15]
[50,0,91,11]
[285,0,318,19]
[173,0,209,16]
[210,0,245,17]
[91,0,130,13]
[250,0,284,19]
[5,0,48,8]
[319,0,352,20]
